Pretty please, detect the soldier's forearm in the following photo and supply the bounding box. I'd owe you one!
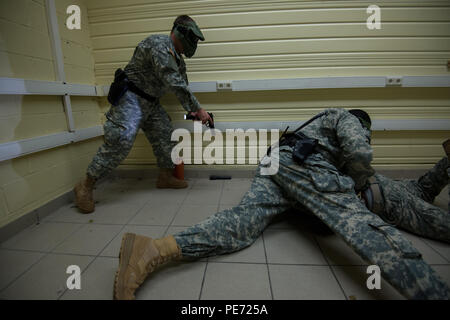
[173,88,201,112]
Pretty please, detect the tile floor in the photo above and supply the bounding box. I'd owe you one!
[0,175,449,300]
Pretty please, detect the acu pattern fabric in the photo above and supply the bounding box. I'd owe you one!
[175,169,291,257]
[174,108,450,299]
[374,156,450,243]
[87,35,200,179]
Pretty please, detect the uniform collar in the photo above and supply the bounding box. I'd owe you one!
[169,37,182,62]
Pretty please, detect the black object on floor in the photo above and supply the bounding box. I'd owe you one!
[209,175,232,180]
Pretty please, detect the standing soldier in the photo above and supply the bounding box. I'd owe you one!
[112,108,450,300]
[74,15,212,213]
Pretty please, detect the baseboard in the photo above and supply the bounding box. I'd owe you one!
[0,191,73,243]
[0,179,108,244]
[110,166,257,179]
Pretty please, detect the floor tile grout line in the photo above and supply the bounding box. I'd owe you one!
[199,178,225,300]
[1,220,86,247]
[4,247,417,267]
[123,198,154,227]
[1,178,220,298]
[42,221,297,229]
[0,250,51,295]
[1,221,87,297]
[162,178,225,235]
[57,224,128,300]
[198,260,209,300]
[401,230,450,264]
[6,176,444,299]
[56,203,145,300]
[0,247,52,255]
[203,261,333,266]
[202,179,224,300]
[42,184,232,228]
[63,179,162,279]
[40,220,89,225]
[261,232,274,300]
[57,179,155,300]
[215,178,226,218]
[162,189,193,237]
[418,238,450,264]
[42,203,147,226]
[0,248,101,258]
[312,235,349,301]
[43,221,179,228]
[44,222,87,253]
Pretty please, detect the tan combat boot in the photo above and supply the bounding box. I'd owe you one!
[73,175,96,213]
[443,139,450,158]
[114,233,182,300]
[156,168,188,189]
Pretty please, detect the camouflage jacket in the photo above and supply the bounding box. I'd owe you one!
[298,108,375,191]
[124,34,201,112]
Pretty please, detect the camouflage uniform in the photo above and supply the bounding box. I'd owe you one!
[87,35,200,180]
[174,108,450,299]
[374,157,450,243]
[176,169,291,257]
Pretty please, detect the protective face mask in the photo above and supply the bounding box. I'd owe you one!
[174,21,205,58]
[178,32,197,58]
[360,118,371,131]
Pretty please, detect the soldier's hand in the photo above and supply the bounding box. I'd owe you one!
[196,108,213,126]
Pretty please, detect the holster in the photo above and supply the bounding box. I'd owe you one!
[107,68,157,106]
[279,131,318,165]
[107,69,129,106]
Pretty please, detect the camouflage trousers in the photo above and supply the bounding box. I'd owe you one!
[174,150,450,299]
[375,157,450,243]
[87,90,175,180]
[175,169,291,257]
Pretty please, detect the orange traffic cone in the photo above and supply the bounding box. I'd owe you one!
[174,161,184,180]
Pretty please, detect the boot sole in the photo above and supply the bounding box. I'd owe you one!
[114,233,136,300]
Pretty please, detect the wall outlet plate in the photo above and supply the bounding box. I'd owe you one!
[385,76,403,86]
[216,80,233,91]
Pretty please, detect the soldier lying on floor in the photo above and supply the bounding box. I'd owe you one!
[112,108,450,300]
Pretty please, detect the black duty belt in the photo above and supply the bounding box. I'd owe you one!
[127,79,157,103]
[107,68,157,105]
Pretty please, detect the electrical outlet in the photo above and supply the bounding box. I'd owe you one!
[216,80,233,91]
[386,76,403,87]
